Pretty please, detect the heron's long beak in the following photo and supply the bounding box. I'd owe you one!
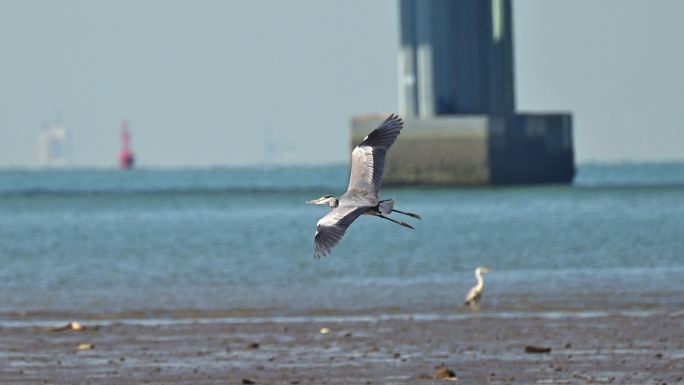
[307,197,332,205]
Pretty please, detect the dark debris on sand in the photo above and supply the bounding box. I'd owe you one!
[524,345,552,353]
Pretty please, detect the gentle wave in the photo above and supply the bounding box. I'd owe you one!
[0,165,350,195]
[0,309,675,329]
[0,186,340,197]
[3,183,684,197]
[1,163,683,195]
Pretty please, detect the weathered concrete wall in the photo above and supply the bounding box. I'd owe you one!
[351,113,574,186]
[352,116,489,185]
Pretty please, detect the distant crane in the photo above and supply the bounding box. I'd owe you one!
[464,266,491,307]
[307,114,420,258]
[119,120,135,170]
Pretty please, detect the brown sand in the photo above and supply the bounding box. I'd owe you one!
[1,312,683,384]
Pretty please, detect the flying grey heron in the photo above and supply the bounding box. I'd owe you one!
[464,266,491,306]
[307,114,420,258]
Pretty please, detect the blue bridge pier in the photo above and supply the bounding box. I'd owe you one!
[352,0,574,185]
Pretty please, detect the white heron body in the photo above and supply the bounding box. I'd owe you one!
[464,267,491,306]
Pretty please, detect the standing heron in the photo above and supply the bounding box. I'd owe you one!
[307,114,420,258]
[464,267,491,307]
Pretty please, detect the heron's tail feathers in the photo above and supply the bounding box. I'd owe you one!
[378,199,395,215]
[379,200,421,219]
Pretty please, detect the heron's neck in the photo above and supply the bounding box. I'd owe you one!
[475,270,484,289]
[328,197,339,209]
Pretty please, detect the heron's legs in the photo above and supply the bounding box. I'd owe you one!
[375,213,414,229]
[391,208,421,219]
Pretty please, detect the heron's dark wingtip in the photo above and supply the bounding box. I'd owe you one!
[314,248,328,259]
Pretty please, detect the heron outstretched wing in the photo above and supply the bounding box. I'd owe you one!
[347,114,403,200]
[314,205,367,258]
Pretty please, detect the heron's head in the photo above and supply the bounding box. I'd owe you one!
[306,195,339,208]
[476,266,491,274]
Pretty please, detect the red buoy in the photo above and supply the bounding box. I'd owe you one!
[119,120,135,170]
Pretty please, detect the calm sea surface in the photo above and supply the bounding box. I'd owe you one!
[1,163,683,322]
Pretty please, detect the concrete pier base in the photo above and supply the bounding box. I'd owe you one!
[351,113,574,186]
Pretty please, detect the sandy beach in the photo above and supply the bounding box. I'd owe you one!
[2,310,682,385]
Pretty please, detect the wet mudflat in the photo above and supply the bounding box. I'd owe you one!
[1,311,682,385]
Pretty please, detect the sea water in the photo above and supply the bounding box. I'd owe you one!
[1,163,683,322]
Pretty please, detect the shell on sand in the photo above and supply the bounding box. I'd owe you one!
[49,321,84,332]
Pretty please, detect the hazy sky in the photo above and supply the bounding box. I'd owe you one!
[1,0,682,168]
[514,0,684,164]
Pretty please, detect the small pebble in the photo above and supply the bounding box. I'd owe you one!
[76,343,94,351]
